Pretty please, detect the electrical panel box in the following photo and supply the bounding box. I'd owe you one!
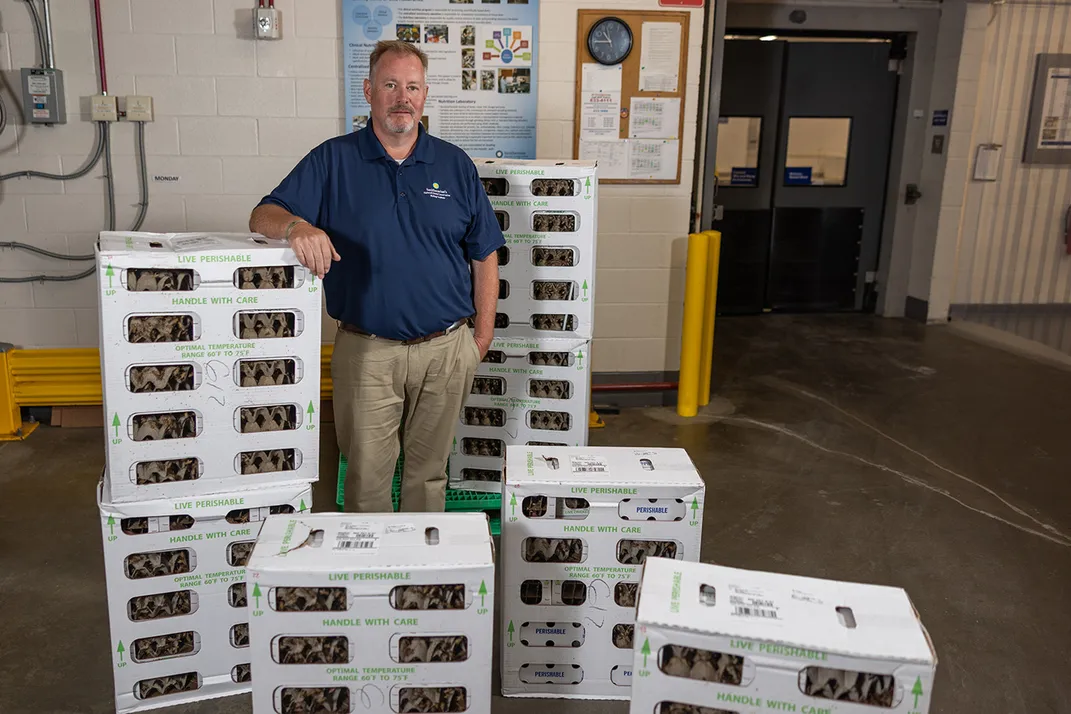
[21,68,66,125]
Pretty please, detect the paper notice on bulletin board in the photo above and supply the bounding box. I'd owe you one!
[639,22,681,92]
[579,139,679,180]
[630,139,679,180]
[629,97,681,139]
[580,91,622,140]
[582,62,623,93]
[579,139,630,179]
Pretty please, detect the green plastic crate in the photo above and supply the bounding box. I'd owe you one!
[336,453,501,535]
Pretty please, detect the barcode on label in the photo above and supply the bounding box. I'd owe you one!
[733,606,777,619]
[336,539,376,550]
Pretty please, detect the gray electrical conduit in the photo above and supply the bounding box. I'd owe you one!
[0,121,149,283]
[23,0,48,69]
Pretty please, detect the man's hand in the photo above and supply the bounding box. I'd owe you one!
[474,331,492,360]
[289,222,340,279]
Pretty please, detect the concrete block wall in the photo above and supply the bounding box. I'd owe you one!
[0,0,704,375]
[940,2,1071,318]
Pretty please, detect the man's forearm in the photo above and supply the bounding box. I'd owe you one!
[471,251,500,339]
[250,203,303,240]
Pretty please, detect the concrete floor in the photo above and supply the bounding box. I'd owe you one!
[2,315,1069,714]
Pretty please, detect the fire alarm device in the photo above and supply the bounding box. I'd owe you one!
[254,0,282,40]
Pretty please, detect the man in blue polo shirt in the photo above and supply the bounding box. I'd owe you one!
[249,40,504,514]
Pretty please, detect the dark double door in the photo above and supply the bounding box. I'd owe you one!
[714,38,899,314]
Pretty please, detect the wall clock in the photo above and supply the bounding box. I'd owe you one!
[586,17,633,66]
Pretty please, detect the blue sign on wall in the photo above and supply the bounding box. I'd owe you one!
[932,110,949,127]
[729,167,757,186]
[784,167,813,186]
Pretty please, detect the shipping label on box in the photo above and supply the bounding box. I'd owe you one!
[449,337,592,493]
[631,558,938,714]
[95,232,322,501]
[98,478,311,713]
[246,512,495,714]
[501,446,705,700]
[475,160,597,341]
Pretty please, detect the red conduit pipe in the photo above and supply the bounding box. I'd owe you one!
[592,382,677,392]
[93,0,108,94]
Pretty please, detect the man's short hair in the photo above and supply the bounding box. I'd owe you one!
[369,40,429,82]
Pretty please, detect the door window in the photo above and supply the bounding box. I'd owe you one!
[783,117,852,186]
[716,117,762,187]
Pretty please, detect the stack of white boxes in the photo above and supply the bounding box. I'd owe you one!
[246,512,496,714]
[95,232,321,712]
[500,446,705,700]
[630,558,938,714]
[450,160,598,492]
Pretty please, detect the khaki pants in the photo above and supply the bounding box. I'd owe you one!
[331,324,480,513]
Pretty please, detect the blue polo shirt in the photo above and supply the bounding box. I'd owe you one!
[257,122,504,341]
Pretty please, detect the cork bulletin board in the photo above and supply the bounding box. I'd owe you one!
[572,9,690,184]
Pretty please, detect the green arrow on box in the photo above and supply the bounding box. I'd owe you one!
[116,640,125,662]
[912,677,923,708]
[641,638,651,667]
[252,582,262,609]
[478,580,488,607]
[111,413,120,438]
[507,621,515,642]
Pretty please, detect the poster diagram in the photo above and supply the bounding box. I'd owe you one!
[480,26,533,66]
[343,0,539,159]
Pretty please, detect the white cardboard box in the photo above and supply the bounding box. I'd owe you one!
[246,512,496,714]
[98,477,311,713]
[500,446,705,699]
[631,558,938,714]
[449,335,592,493]
[475,160,597,342]
[96,232,323,502]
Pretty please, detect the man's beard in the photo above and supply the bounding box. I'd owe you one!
[384,105,415,133]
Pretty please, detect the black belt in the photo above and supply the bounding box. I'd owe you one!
[339,317,469,345]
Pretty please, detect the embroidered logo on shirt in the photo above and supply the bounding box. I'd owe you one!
[424,183,451,200]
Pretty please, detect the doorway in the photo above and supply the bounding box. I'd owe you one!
[712,36,900,315]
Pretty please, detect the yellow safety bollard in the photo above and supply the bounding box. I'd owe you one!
[698,230,721,407]
[677,232,709,418]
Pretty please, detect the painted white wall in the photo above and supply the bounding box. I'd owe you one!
[0,0,705,375]
[934,1,1071,319]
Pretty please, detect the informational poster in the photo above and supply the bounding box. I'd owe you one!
[343,0,539,159]
[1038,67,1071,149]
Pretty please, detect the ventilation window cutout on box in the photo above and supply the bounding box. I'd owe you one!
[800,667,895,707]
[699,584,716,606]
[275,587,347,612]
[836,606,857,629]
[390,584,466,610]
[148,241,163,248]
[425,527,440,546]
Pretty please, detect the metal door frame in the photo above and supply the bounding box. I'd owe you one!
[700,1,942,318]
